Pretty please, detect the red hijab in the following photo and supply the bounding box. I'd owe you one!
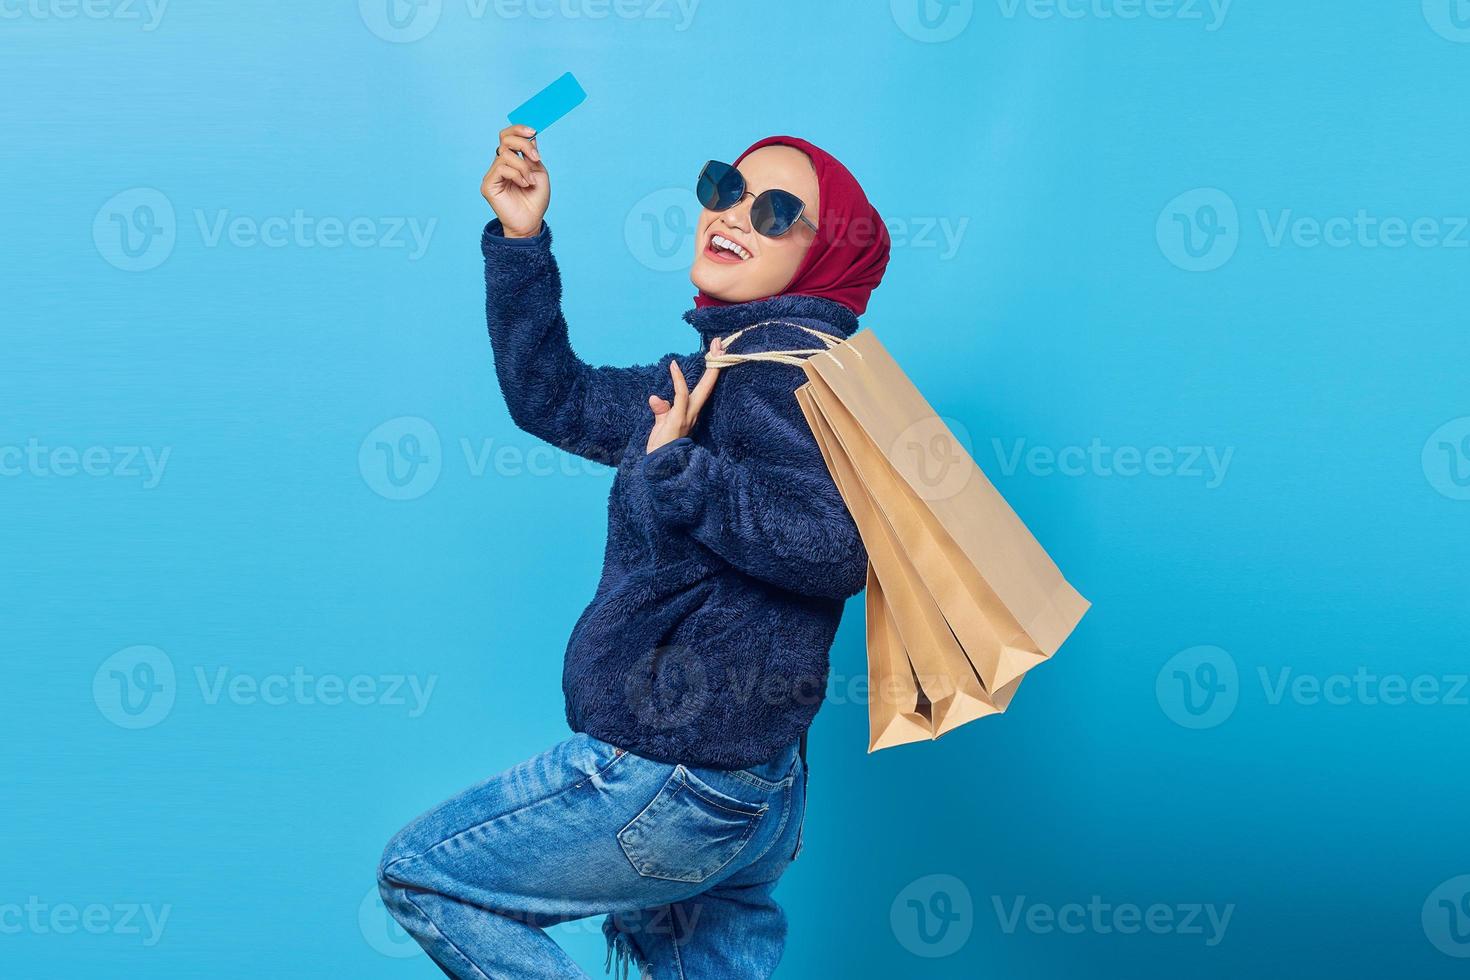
[692,135,890,316]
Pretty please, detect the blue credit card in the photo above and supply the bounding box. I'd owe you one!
[507,72,586,134]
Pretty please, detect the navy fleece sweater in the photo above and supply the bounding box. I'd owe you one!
[483,219,867,769]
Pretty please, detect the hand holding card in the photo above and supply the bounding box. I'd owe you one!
[482,73,587,236]
[482,122,550,237]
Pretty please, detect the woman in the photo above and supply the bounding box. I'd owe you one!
[378,128,891,979]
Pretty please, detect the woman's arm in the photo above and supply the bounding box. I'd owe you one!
[634,368,868,600]
[483,221,665,466]
[480,125,663,465]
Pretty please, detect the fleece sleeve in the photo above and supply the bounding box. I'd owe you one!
[482,219,665,466]
[634,371,869,601]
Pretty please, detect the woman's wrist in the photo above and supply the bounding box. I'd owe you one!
[485,219,549,248]
[501,220,545,239]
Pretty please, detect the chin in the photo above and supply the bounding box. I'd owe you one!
[691,261,764,304]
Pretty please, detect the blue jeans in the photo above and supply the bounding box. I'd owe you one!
[378,733,807,979]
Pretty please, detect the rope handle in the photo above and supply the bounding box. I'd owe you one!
[703,319,846,369]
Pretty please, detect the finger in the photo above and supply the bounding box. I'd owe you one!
[497,154,533,181]
[499,133,541,163]
[648,394,671,416]
[499,124,538,143]
[687,358,721,420]
[488,165,530,193]
[669,360,689,420]
[495,156,535,189]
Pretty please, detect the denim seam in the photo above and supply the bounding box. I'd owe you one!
[790,772,807,861]
[680,772,769,819]
[619,766,679,842]
[669,909,688,980]
[744,780,793,868]
[727,769,794,793]
[401,890,496,980]
[398,746,632,869]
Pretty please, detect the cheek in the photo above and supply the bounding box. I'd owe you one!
[758,236,810,287]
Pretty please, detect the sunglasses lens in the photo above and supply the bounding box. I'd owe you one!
[751,190,806,237]
[697,161,744,211]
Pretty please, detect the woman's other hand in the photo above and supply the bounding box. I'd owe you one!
[482,124,549,238]
[646,340,723,454]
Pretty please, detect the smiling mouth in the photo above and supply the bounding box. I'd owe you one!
[705,232,752,263]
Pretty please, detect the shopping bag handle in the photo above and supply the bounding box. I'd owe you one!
[704,319,846,369]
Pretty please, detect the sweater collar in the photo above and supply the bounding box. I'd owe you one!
[682,293,860,343]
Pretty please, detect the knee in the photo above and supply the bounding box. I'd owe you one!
[376,825,418,893]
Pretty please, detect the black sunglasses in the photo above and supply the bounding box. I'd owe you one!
[696,160,818,239]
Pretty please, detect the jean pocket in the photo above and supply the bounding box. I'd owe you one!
[617,765,768,884]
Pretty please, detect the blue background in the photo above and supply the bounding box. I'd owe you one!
[6,1,1470,976]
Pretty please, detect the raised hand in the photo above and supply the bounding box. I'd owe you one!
[481,124,549,238]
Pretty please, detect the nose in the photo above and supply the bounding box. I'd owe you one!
[719,194,753,233]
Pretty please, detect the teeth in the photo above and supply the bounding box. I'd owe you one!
[711,234,751,260]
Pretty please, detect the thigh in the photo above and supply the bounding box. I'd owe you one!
[380,733,749,926]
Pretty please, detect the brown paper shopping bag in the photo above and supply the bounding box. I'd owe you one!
[800,330,1090,693]
[862,567,931,750]
[710,320,1086,751]
[802,367,1028,696]
[797,383,1021,748]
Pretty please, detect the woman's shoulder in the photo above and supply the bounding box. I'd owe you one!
[722,317,846,357]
